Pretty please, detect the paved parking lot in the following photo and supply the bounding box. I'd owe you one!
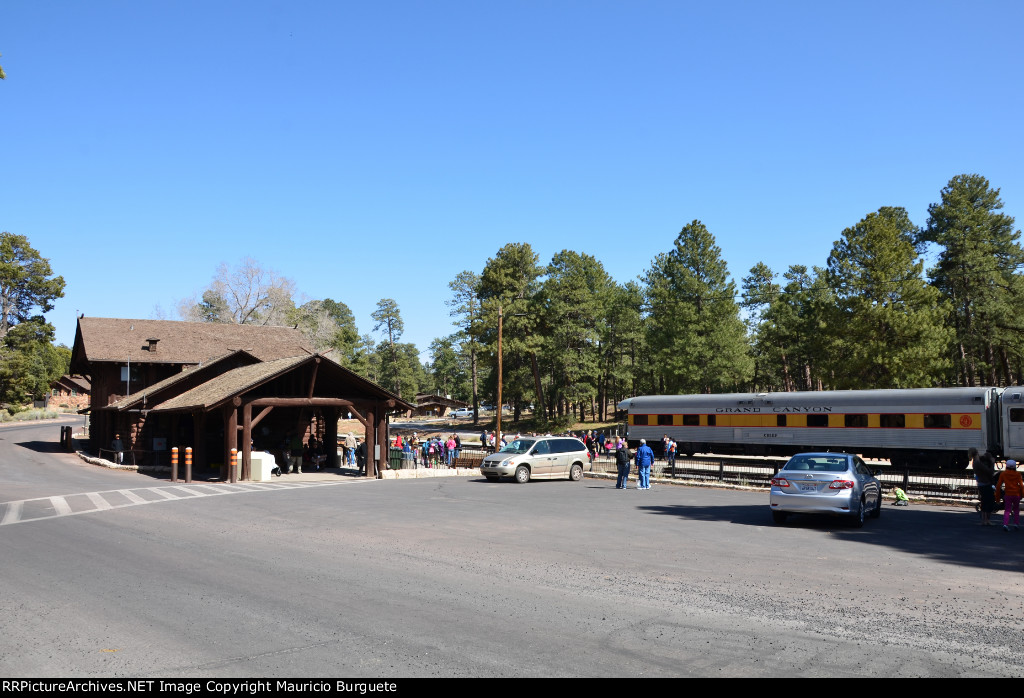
[3,419,1023,677]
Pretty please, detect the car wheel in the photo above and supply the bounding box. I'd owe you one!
[514,465,530,484]
[771,510,788,525]
[870,493,882,519]
[569,463,583,481]
[851,499,866,528]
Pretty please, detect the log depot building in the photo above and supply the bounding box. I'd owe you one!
[70,317,412,479]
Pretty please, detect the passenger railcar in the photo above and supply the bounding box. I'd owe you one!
[619,387,1024,469]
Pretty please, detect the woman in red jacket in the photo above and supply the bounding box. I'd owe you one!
[994,459,1024,531]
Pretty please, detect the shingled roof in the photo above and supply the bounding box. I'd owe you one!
[104,349,261,411]
[148,354,414,413]
[71,317,313,371]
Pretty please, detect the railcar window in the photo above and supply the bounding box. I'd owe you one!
[880,414,905,428]
[844,414,868,428]
[633,414,649,425]
[777,414,786,427]
[924,414,951,429]
[1011,408,1024,422]
[682,414,699,426]
[707,414,716,426]
[807,415,828,427]
[657,414,673,426]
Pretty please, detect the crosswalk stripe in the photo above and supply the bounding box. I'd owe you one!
[86,492,113,510]
[0,478,368,526]
[50,496,73,516]
[117,489,149,505]
[1,500,23,526]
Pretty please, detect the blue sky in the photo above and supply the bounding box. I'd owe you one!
[3,1,1022,359]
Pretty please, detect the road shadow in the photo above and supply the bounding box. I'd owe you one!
[14,440,68,454]
[638,502,1024,573]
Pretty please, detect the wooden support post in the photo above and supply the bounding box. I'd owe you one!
[224,403,238,482]
[242,402,252,481]
[377,410,387,477]
[364,407,376,479]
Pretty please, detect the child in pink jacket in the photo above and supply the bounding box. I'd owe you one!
[995,460,1024,531]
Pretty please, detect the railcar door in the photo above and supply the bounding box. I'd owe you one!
[1002,391,1024,460]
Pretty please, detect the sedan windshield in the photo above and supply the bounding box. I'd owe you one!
[499,439,536,455]
[782,456,849,473]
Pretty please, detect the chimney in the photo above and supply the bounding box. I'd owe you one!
[146,338,159,353]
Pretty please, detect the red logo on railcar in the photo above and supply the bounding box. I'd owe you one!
[960,415,973,427]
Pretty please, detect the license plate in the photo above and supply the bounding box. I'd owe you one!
[798,483,818,492]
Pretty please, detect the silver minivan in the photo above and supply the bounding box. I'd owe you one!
[480,436,589,483]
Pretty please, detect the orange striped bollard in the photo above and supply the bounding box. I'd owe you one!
[230,448,237,483]
[171,447,178,482]
[185,447,193,483]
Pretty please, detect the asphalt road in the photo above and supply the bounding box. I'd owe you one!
[2,417,1022,677]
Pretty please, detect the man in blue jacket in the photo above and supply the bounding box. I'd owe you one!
[635,438,655,490]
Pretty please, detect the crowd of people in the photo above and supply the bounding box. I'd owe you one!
[393,432,463,468]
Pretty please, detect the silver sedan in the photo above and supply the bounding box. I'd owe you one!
[769,452,882,527]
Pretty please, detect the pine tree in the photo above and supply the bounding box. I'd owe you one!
[539,250,613,422]
[643,221,752,393]
[827,207,951,388]
[920,174,1024,385]
[477,243,544,418]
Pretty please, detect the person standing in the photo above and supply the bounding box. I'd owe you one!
[615,437,632,489]
[345,432,357,467]
[995,459,1024,531]
[111,434,124,465]
[585,431,597,471]
[635,438,655,490]
[356,439,367,475]
[446,434,456,466]
[971,448,996,526]
[288,432,303,474]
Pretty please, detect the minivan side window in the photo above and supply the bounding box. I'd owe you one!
[555,439,582,453]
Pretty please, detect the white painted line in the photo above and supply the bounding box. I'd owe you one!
[117,489,149,505]
[164,486,202,497]
[50,496,73,516]
[1,500,23,526]
[86,492,113,511]
[149,488,182,500]
[186,485,221,495]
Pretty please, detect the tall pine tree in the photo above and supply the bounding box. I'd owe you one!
[827,207,951,388]
[643,221,751,394]
[920,174,1024,385]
